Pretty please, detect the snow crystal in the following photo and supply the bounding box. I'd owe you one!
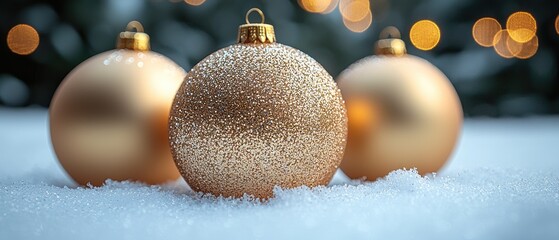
[1,108,558,240]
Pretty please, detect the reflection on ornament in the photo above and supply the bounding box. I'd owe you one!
[337,27,462,181]
[49,21,185,186]
[169,8,347,199]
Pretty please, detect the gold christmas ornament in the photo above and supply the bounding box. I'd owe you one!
[49,21,185,186]
[337,27,462,181]
[169,8,347,199]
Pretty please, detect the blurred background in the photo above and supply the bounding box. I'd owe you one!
[0,0,558,117]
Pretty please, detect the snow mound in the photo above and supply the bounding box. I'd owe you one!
[1,108,559,240]
[1,169,558,240]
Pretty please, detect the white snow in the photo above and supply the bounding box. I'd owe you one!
[1,107,558,240]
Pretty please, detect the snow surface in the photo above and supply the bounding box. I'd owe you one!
[1,107,558,240]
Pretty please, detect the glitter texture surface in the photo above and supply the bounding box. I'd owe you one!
[169,43,347,198]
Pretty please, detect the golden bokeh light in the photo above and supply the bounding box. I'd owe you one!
[7,24,40,55]
[514,35,538,59]
[409,20,441,51]
[339,0,371,9]
[342,9,372,33]
[320,0,339,14]
[299,0,333,13]
[493,28,538,60]
[506,11,537,43]
[555,14,559,35]
[184,0,206,6]
[505,33,524,56]
[340,0,370,22]
[472,17,502,47]
[492,30,519,58]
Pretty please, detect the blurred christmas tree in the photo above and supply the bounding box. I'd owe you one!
[0,0,558,116]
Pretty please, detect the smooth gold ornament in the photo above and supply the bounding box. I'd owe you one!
[337,27,462,181]
[169,8,347,199]
[50,21,185,186]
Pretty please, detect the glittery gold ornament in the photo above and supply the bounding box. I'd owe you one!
[337,27,462,181]
[50,21,185,186]
[169,8,347,199]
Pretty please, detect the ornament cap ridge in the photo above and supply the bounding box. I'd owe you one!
[375,26,406,56]
[237,8,276,44]
[117,21,151,51]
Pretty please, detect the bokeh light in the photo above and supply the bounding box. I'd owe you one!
[0,74,30,106]
[340,0,370,22]
[320,0,339,14]
[184,0,206,6]
[505,33,524,56]
[493,30,519,58]
[514,35,538,59]
[6,24,40,55]
[342,9,372,33]
[472,17,501,47]
[506,11,537,43]
[409,20,441,50]
[299,0,334,14]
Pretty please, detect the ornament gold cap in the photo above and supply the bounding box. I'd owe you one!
[374,26,406,56]
[117,21,150,51]
[237,8,276,44]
